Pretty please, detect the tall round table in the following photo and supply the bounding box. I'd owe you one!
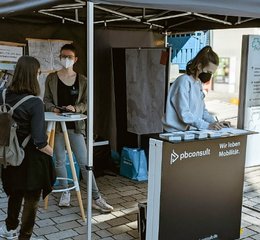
[44,112,87,222]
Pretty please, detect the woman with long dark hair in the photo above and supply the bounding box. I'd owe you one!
[0,56,54,240]
[162,46,229,132]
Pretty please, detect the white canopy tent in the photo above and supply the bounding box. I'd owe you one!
[98,0,260,18]
[86,0,260,239]
[0,0,260,239]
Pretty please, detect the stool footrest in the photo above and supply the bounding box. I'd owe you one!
[52,177,77,193]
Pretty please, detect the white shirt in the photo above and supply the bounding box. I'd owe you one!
[162,74,215,132]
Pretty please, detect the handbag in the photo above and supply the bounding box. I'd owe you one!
[120,147,148,181]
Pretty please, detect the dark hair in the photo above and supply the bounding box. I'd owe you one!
[186,46,219,76]
[60,44,77,57]
[8,56,40,96]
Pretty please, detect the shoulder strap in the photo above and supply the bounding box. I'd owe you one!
[14,95,35,148]
[2,88,7,105]
[21,135,31,148]
[1,90,34,148]
[1,89,8,112]
[1,89,35,112]
[12,95,35,111]
[13,95,34,148]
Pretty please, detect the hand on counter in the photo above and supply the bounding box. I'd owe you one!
[208,121,223,130]
[219,121,231,128]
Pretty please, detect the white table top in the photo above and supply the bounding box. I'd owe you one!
[45,112,87,122]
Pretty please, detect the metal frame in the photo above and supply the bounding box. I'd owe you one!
[37,0,237,28]
[235,16,255,25]
[167,18,195,32]
[94,5,164,29]
[39,10,84,24]
[193,12,232,25]
[147,12,192,22]
[38,0,85,24]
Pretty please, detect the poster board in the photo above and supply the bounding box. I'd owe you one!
[27,38,72,98]
[238,35,260,167]
[125,48,167,134]
[0,41,25,89]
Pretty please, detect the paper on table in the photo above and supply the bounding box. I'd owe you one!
[217,127,249,135]
[159,133,182,142]
[159,131,195,141]
[187,130,208,139]
[61,113,81,119]
[190,128,249,138]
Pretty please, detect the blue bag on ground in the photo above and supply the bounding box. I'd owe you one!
[120,147,148,181]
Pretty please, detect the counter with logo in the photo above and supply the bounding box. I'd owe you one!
[146,134,249,240]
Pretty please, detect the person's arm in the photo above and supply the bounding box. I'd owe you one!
[202,103,216,123]
[202,101,229,129]
[220,121,231,127]
[65,105,76,112]
[173,85,211,130]
[208,121,224,130]
[73,75,87,113]
[30,98,53,154]
[44,74,56,112]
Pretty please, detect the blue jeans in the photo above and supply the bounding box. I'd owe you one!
[54,130,100,199]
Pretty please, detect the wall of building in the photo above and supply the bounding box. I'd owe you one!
[212,28,260,94]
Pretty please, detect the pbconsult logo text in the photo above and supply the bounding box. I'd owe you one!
[170,148,211,164]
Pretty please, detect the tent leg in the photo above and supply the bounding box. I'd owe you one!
[86,1,94,240]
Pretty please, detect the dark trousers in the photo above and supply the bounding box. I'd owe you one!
[5,189,41,240]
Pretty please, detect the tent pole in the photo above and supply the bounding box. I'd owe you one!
[86,1,94,240]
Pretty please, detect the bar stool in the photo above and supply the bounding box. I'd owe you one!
[44,112,87,222]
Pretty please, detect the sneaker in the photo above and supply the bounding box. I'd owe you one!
[0,224,18,239]
[59,191,71,207]
[92,197,114,213]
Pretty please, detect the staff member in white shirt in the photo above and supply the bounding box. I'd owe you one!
[162,46,229,132]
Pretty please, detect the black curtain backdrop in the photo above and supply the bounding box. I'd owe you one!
[0,21,164,149]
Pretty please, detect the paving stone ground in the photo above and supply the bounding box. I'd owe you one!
[1,167,260,240]
[0,174,146,240]
[240,166,260,240]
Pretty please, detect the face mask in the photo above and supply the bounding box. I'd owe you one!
[198,72,212,83]
[60,58,74,69]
